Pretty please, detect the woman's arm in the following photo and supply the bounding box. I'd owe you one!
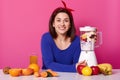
[41,33,78,72]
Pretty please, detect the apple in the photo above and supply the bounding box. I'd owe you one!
[91,66,100,75]
[77,65,86,74]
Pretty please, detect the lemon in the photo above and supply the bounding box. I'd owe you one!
[81,66,92,76]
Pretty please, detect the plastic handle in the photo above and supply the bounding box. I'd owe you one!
[95,32,102,48]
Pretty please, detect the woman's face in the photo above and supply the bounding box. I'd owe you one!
[53,12,70,35]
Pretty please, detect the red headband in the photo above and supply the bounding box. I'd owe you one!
[61,0,74,12]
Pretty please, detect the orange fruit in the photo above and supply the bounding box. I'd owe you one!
[9,68,22,77]
[28,63,40,72]
[81,66,92,76]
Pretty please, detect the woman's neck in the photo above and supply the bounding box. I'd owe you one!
[56,34,68,42]
[54,34,71,50]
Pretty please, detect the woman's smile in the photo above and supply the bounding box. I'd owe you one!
[58,25,66,30]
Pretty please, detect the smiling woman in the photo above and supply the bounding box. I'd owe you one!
[40,7,86,72]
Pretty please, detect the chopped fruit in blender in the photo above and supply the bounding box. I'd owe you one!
[81,33,87,42]
[81,33,87,39]
[89,34,96,39]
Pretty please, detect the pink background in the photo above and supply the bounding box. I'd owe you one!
[0,0,120,69]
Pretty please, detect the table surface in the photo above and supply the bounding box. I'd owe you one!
[0,69,120,80]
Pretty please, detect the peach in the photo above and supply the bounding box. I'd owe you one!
[34,72,41,77]
[22,68,34,76]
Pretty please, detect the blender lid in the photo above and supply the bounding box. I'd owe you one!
[80,26,96,31]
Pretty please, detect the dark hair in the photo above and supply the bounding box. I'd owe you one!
[49,7,76,42]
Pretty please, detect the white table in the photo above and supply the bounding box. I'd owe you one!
[0,69,120,80]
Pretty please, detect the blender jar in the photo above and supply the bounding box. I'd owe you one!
[80,26,97,51]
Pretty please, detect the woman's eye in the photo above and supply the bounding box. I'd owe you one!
[65,20,69,22]
[56,20,61,22]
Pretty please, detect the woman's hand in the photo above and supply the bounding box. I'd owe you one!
[76,60,87,68]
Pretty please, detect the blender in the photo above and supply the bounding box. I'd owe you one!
[78,26,102,67]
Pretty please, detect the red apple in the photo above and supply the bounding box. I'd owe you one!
[77,65,86,74]
[91,66,100,75]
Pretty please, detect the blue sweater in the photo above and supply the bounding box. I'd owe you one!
[41,32,81,72]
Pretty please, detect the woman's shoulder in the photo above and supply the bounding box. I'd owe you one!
[74,35,80,41]
[71,35,80,45]
[41,32,54,42]
[42,32,51,39]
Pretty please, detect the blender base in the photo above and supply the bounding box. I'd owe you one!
[78,51,98,67]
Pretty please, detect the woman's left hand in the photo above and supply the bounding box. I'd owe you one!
[76,60,87,68]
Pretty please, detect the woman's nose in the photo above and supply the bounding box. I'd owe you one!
[61,21,65,25]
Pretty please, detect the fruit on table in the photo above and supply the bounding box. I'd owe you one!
[22,68,34,76]
[46,69,58,77]
[77,65,86,74]
[34,72,41,77]
[81,66,92,76]
[3,66,11,74]
[34,69,58,78]
[40,71,53,77]
[91,66,100,75]
[40,70,58,78]
[28,63,40,72]
[3,66,58,77]
[97,63,112,75]
[40,71,48,78]
[9,68,22,77]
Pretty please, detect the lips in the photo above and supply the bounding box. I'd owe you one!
[58,26,66,30]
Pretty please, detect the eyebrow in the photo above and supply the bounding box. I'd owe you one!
[56,17,69,20]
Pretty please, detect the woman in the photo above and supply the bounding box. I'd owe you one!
[41,7,86,72]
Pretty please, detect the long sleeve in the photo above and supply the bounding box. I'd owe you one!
[41,33,81,72]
